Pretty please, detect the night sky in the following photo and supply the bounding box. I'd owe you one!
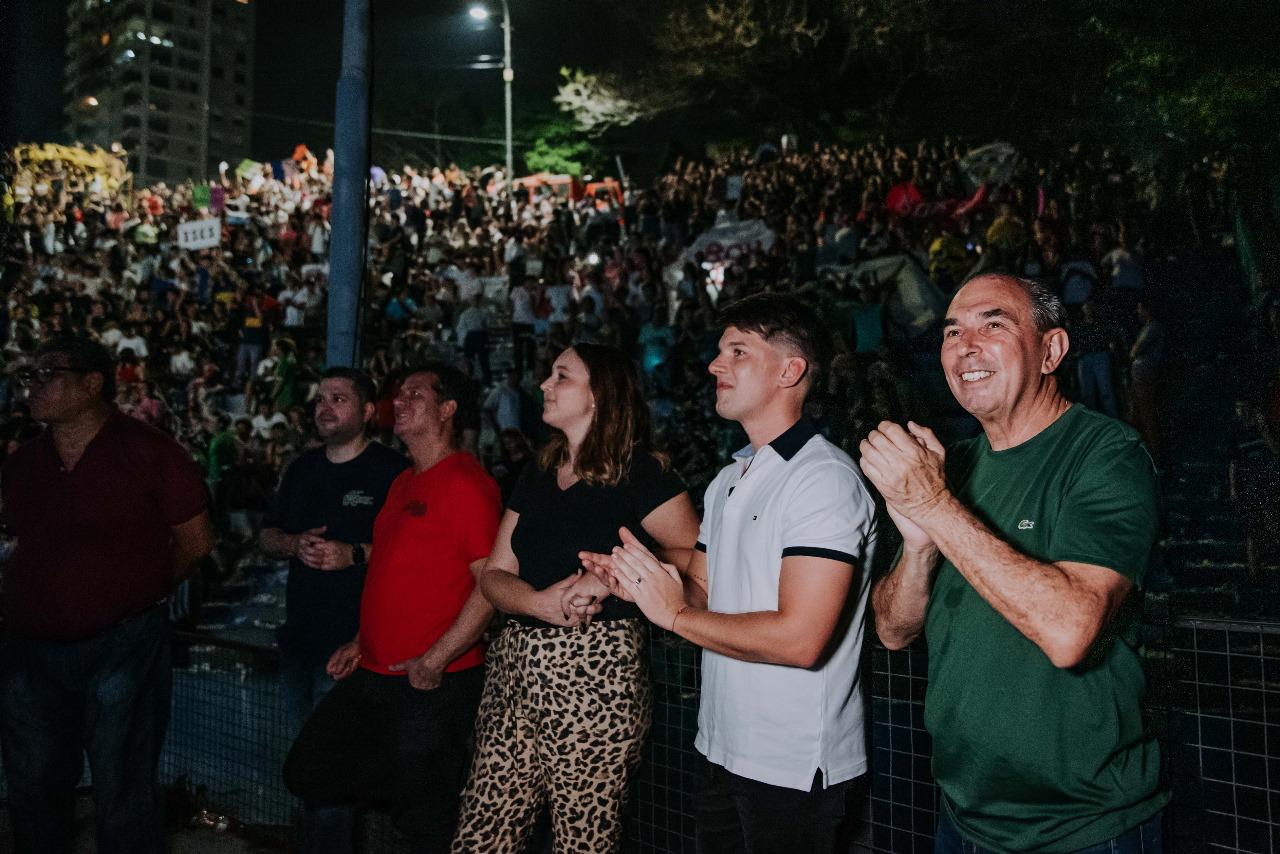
[1,0,67,151]
[2,1,613,162]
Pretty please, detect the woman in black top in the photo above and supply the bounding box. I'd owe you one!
[453,343,699,854]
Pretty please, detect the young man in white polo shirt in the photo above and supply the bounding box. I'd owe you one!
[601,292,877,853]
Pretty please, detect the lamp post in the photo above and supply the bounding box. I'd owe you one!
[327,0,371,368]
[469,2,513,188]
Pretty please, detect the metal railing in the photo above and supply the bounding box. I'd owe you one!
[2,610,1272,852]
[147,609,1279,853]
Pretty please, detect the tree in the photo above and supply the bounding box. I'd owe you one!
[1089,0,1280,178]
[554,68,643,135]
[522,113,603,176]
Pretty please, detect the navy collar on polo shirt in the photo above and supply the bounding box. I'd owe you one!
[769,417,819,461]
[732,417,819,464]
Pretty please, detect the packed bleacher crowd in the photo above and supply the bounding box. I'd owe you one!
[8,134,1280,854]
[0,138,1244,557]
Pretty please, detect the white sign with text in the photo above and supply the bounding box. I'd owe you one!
[177,218,222,250]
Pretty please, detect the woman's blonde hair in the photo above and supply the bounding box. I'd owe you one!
[538,343,666,486]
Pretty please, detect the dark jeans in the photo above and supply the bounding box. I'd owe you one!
[280,651,340,738]
[934,800,1164,854]
[510,322,536,377]
[281,651,350,854]
[0,606,171,854]
[462,330,492,386]
[234,342,264,386]
[1076,351,1119,419]
[693,754,858,854]
[283,666,484,854]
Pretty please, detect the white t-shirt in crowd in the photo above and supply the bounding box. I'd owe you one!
[694,419,876,791]
[455,306,490,339]
[308,221,329,256]
[116,334,149,358]
[503,236,525,265]
[170,350,196,378]
[251,412,289,440]
[278,288,308,327]
[457,273,483,303]
[510,285,537,325]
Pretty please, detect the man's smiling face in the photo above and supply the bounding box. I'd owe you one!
[941,276,1053,423]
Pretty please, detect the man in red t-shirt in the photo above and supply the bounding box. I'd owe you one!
[284,362,500,854]
[1,337,214,854]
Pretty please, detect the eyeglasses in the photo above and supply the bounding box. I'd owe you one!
[16,367,87,387]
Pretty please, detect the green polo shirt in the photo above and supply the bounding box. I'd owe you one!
[924,404,1166,852]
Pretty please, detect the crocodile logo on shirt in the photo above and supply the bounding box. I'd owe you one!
[342,490,374,508]
[1017,519,1035,530]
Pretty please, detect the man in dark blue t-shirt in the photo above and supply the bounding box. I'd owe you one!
[260,367,409,732]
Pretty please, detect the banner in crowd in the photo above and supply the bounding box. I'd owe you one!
[960,142,1020,192]
[819,254,947,339]
[192,183,211,209]
[177,217,222,250]
[886,183,988,224]
[683,217,776,264]
[235,159,263,180]
[10,142,132,194]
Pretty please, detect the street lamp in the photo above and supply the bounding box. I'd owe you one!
[468,2,513,189]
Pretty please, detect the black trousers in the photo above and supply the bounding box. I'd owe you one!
[283,666,484,853]
[693,754,861,854]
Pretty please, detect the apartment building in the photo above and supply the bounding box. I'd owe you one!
[63,0,255,185]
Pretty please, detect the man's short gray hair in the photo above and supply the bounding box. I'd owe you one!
[1013,277,1067,333]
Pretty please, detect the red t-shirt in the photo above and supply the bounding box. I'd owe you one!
[358,452,501,675]
[1,410,209,641]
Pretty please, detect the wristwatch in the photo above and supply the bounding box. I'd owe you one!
[351,543,366,565]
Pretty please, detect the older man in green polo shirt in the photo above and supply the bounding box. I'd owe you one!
[863,274,1165,853]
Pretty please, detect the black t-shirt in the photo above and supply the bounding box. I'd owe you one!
[263,441,410,660]
[508,452,685,626]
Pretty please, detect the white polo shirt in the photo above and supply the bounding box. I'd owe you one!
[694,419,876,791]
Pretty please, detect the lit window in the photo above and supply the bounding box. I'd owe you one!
[100,32,110,46]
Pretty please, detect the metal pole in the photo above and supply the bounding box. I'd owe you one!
[502,0,513,190]
[326,0,371,368]
[198,0,211,179]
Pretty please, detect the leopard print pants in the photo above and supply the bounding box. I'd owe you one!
[451,619,652,853]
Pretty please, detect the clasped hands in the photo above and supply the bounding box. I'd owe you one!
[858,420,949,548]
[294,526,355,571]
[578,527,686,631]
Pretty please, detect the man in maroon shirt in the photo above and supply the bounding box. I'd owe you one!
[1,336,214,854]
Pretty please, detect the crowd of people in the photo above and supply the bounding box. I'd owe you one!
[1,138,1199,534]
[0,134,1259,854]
